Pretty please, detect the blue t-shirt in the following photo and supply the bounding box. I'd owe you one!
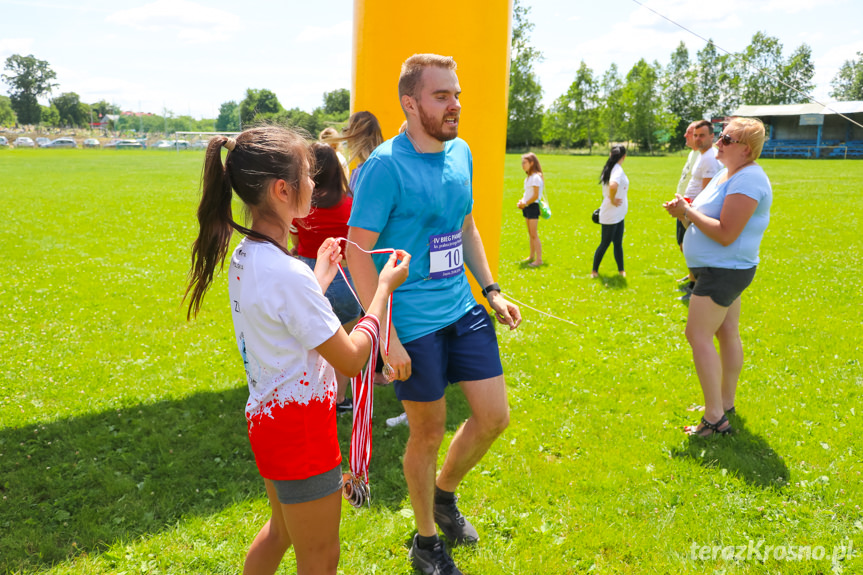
[348,134,477,343]
[683,164,772,269]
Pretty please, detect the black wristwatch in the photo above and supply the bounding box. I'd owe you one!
[481,282,501,298]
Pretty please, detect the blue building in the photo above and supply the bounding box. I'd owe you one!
[732,101,863,159]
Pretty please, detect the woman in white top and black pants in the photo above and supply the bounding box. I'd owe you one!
[516,152,544,267]
[592,145,628,278]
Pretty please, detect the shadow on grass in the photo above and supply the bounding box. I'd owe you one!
[670,414,789,489]
[0,383,472,571]
[358,383,472,512]
[593,274,628,289]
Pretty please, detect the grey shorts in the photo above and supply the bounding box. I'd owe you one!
[691,266,757,307]
[272,464,343,505]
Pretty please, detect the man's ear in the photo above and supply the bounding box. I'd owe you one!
[401,94,416,115]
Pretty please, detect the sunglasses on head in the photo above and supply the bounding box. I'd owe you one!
[718,133,742,146]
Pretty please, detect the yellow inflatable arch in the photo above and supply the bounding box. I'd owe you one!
[351,0,513,295]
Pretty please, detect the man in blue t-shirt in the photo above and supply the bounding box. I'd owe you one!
[348,53,521,575]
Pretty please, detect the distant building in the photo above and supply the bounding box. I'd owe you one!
[731,102,863,159]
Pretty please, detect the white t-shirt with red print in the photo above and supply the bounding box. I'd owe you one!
[228,238,342,480]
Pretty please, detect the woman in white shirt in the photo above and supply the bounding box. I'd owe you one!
[516,152,544,266]
[591,145,628,278]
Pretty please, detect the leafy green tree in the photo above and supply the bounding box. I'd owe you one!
[507,0,544,148]
[322,89,350,115]
[739,32,785,105]
[215,100,240,132]
[2,54,57,125]
[240,88,283,125]
[621,59,674,152]
[79,102,93,127]
[542,94,576,148]
[90,100,120,119]
[52,92,89,127]
[0,95,16,126]
[830,51,863,101]
[715,52,742,116]
[663,42,699,149]
[695,41,722,119]
[779,44,815,104]
[543,61,600,150]
[599,64,624,144]
[40,103,59,127]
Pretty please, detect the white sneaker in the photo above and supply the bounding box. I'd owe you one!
[386,412,408,427]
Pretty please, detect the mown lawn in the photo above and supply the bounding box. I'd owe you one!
[0,148,861,574]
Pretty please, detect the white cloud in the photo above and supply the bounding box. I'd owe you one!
[0,38,36,59]
[105,0,242,44]
[295,21,352,44]
[761,0,840,13]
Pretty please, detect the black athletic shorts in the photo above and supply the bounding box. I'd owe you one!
[522,202,540,219]
[690,266,757,307]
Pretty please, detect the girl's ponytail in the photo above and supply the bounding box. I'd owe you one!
[185,136,234,319]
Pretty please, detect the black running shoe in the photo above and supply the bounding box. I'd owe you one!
[434,497,479,545]
[409,534,462,575]
[336,398,353,413]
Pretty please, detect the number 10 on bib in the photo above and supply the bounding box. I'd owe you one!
[428,231,464,280]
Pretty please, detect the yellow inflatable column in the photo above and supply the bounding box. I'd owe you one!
[351,0,513,297]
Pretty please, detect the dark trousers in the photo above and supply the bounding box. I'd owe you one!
[593,219,625,272]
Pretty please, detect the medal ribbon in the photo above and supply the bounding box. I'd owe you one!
[333,238,399,506]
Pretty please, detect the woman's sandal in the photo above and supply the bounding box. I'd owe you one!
[685,414,733,437]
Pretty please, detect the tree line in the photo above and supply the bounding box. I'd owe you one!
[0,54,350,136]
[4,8,863,147]
[507,0,863,152]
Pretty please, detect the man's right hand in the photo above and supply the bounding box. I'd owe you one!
[384,336,412,382]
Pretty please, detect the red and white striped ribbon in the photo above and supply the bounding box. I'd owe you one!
[348,314,379,487]
[333,238,398,505]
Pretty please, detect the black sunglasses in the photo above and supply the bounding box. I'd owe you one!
[718,133,742,146]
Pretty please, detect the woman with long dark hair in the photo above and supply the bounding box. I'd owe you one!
[291,142,363,412]
[592,145,628,278]
[185,126,409,574]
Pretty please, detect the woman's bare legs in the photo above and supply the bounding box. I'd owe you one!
[527,218,542,266]
[244,479,342,575]
[684,295,735,434]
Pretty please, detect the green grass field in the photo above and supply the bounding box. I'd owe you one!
[1,149,861,574]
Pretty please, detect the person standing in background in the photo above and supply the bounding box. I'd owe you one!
[591,145,628,278]
[516,152,544,267]
[679,120,724,300]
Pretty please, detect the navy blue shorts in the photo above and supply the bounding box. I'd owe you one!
[297,255,363,325]
[395,304,504,402]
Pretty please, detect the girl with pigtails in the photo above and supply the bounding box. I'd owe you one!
[185,126,410,575]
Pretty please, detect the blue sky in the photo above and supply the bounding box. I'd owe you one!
[1,0,861,119]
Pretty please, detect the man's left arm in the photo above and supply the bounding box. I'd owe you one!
[462,213,521,330]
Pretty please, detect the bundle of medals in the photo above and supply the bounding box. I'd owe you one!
[336,238,397,508]
[344,314,379,508]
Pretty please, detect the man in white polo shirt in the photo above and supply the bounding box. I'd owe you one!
[679,119,723,299]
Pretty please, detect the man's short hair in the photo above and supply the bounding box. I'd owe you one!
[398,54,457,100]
[692,120,712,132]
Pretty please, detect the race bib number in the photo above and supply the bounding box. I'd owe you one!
[429,231,464,279]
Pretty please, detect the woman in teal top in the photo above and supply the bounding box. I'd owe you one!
[664,117,772,437]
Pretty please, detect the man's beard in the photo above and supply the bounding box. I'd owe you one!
[418,103,458,142]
